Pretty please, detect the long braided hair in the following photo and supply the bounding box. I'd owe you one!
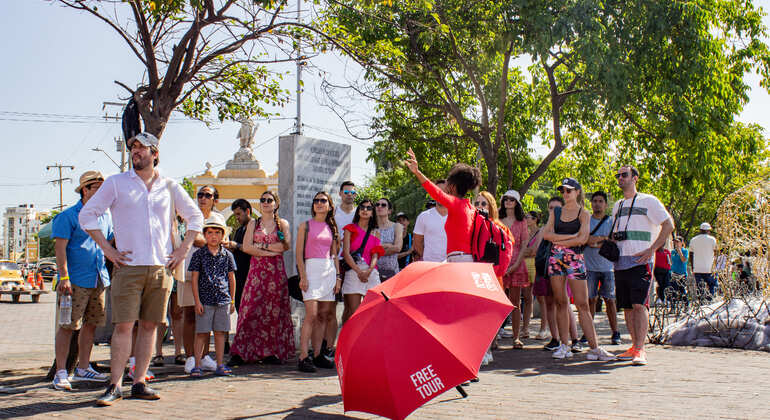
[261,191,288,247]
[311,191,339,244]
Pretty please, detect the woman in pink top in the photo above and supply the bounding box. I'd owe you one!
[500,190,532,348]
[341,199,385,323]
[295,192,341,373]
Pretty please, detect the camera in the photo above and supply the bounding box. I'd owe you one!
[611,231,628,241]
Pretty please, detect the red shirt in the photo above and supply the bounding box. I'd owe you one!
[655,249,671,270]
[422,180,475,255]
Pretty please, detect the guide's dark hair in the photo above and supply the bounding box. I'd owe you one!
[353,199,377,231]
[340,180,355,191]
[445,163,482,197]
[231,199,251,213]
[591,191,608,202]
[434,179,446,185]
[548,196,565,205]
[499,197,525,221]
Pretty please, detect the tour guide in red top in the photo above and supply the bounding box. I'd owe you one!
[404,148,481,262]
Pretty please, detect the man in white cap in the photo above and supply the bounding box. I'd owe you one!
[79,132,203,406]
[51,170,112,390]
[689,222,718,299]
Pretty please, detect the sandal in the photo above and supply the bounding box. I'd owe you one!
[190,367,202,377]
[174,354,187,365]
[215,364,233,376]
[512,339,524,349]
[152,355,165,367]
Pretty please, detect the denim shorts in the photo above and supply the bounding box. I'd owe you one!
[586,271,615,299]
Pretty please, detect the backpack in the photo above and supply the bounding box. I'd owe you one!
[470,210,514,277]
[535,207,561,278]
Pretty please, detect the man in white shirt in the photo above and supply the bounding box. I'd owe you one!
[413,180,448,262]
[80,132,203,406]
[689,222,718,298]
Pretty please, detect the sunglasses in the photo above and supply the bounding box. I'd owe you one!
[360,205,374,211]
[260,197,274,204]
[313,198,328,204]
[502,196,516,202]
[84,182,102,191]
[375,202,389,208]
[197,192,214,199]
[615,172,631,179]
[560,187,575,194]
[473,201,489,207]
[343,190,357,195]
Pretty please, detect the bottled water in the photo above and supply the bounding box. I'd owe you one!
[59,295,72,326]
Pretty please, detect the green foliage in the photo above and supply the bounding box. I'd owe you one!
[39,236,55,259]
[181,178,195,199]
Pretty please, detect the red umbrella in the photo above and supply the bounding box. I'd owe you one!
[335,262,513,420]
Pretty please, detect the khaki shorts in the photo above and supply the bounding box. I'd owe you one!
[177,277,196,307]
[59,284,106,330]
[111,265,172,324]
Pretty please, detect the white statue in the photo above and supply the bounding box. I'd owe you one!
[237,116,258,149]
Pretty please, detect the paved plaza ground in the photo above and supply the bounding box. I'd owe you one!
[1,292,768,419]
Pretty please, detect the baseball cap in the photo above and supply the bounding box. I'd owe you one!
[557,178,582,192]
[395,212,407,219]
[503,190,520,202]
[127,132,160,149]
[699,222,712,231]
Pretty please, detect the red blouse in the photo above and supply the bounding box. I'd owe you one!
[421,180,475,255]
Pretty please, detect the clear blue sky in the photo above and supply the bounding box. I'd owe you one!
[0,0,768,217]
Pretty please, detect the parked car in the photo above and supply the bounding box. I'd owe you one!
[37,261,57,282]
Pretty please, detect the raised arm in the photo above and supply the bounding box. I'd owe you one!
[554,211,590,247]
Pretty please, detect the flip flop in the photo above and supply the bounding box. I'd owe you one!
[190,367,202,377]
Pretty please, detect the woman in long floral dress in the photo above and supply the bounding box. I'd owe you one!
[230,191,295,364]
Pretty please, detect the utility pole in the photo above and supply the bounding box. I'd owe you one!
[46,164,75,211]
[103,101,129,172]
[294,0,303,135]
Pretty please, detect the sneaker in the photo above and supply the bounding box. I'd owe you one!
[96,384,122,406]
[52,369,72,391]
[215,364,233,376]
[322,346,335,363]
[571,340,585,353]
[127,365,155,382]
[313,354,335,369]
[632,349,648,365]
[535,330,549,340]
[611,331,622,345]
[184,356,196,373]
[586,347,617,361]
[298,356,316,373]
[73,365,108,382]
[131,382,160,400]
[543,338,560,351]
[579,335,588,345]
[201,355,217,372]
[552,344,573,359]
[616,347,637,361]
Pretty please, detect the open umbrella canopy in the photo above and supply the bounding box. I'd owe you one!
[336,262,512,420]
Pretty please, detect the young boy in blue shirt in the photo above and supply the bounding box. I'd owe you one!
[189,213,236,377]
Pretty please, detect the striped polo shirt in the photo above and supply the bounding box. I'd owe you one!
[611,193,671,271]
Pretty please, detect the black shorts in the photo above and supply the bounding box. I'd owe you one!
[615,264,652,309]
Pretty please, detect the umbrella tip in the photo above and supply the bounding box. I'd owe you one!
[380,291,390,301]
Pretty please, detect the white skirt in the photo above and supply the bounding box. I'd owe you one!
[302,258,337,302]
[342,261,380,296]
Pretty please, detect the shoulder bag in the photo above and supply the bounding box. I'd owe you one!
[167,180,185,282]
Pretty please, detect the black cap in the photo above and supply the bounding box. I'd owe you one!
[557,177,582,192]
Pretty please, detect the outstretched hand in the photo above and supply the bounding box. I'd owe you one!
[403,148,419,175]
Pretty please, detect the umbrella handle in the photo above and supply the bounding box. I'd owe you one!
[455,386,468,398]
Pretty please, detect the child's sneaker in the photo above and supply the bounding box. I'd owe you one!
[586,347,617,361]
[201,355,217,371]
[52,369,72,390]
[214,364,232,376]
[127,365,155,381]
[72,365,108,382]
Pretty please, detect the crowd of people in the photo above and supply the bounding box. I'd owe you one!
[50,133,733,406]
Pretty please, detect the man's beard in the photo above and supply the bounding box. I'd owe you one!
[133,154,152,170]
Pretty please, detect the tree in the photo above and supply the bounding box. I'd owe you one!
[323,0,770,196]
[56,0,322,137]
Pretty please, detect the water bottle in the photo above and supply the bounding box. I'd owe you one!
[59,295,72,326]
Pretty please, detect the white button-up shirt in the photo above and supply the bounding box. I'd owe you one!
[79,169,203,267]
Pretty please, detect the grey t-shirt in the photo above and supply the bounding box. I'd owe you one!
[584,215,614,272]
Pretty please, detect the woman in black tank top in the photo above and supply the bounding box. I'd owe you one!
[542,178,615,361]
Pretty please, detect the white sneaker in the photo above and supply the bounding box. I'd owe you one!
[72,365,108,382]
[486,350,493,363]
[52,369,72,390]
[184,356,196,374]
[127,365,155,381]
[586,347,617,361]
[201,355,217,371]
[552,344,573,359]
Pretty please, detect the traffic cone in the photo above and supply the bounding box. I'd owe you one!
[27,271,34,286]
[36,272,44,290]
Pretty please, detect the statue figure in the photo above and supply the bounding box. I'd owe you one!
[237,116,258,149]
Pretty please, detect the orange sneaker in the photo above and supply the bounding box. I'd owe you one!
[617,347,636,361]
[632,349,648,365]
